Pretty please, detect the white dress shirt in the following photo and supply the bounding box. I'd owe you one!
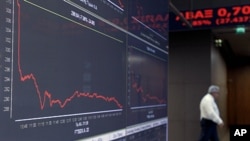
[200,93,223,125]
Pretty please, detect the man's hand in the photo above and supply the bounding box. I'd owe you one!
[218,123,224,128]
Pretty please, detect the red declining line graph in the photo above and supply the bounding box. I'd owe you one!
[131,72,166,104]
[16,0,123,110]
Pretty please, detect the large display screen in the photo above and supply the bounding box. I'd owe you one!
[0,0,168,140]
[170,4,250,31]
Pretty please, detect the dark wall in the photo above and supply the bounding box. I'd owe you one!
[228,66,250,125]
[169,30,212,141]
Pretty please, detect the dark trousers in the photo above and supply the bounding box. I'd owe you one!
[199,118,219,141]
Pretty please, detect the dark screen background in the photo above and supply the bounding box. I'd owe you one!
[0,0,168,140]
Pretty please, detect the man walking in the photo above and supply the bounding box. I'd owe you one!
[199,85,224,141]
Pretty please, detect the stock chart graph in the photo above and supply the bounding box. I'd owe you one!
[126,0,168,127]
[16,0,125,116]
[1,0,126,140]
[127,46,168,126]
[0,0,168,140]
[130,71,167,106]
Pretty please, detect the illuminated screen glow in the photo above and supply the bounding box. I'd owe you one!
[0,0,168,140]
